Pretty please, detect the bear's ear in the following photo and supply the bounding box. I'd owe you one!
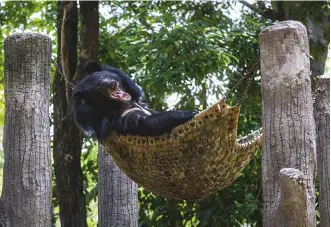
[84,60,101,75]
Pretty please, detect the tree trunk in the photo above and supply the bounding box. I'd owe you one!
[54,2,99,226]
[260,21,316,227]
[98,145,139,227]
[74,1,99,83]
[53,2,88,227]
[2,33,52,227]
[313,73,330,227]
[305,14,329,78]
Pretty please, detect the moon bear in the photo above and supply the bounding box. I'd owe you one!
[72,61,197,140]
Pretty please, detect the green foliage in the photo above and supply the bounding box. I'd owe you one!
[0,1,57,83]
[81,138,99,226]
[100,1,235,111]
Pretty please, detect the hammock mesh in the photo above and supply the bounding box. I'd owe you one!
[102,99,262,200]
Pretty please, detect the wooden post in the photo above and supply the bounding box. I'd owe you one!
[98,145,139,227]
[314,73,330,227]
[260,21,316,227]
[2,33,52,227]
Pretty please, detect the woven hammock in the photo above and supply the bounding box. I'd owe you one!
[102,99,262,200]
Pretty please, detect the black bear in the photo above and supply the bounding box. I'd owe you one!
[72,61,197,141]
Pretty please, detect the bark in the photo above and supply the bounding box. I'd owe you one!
[74,1,99,84]
[260,21,316,227]
[54,2,99,226]
[2,33,52,227]
[53,2,87,227]
[278,168,311,226]
[306,15,329,78]
[98,145,139,227]
[313,73,330,227]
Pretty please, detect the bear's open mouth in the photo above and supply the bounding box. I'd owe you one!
[108,86,131,101]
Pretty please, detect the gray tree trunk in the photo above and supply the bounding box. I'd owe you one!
[260,21,316,227]
[98,145,139,227]
[2,33,52,227]
[313,73,330,227]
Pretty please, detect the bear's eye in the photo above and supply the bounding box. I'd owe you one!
[109,80,118,91]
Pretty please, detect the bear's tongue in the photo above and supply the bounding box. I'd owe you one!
[111,88,131,101]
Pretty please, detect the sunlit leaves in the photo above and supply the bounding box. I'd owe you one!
[99,1,237,111]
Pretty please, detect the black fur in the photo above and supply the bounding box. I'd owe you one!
[72,61,196,141]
